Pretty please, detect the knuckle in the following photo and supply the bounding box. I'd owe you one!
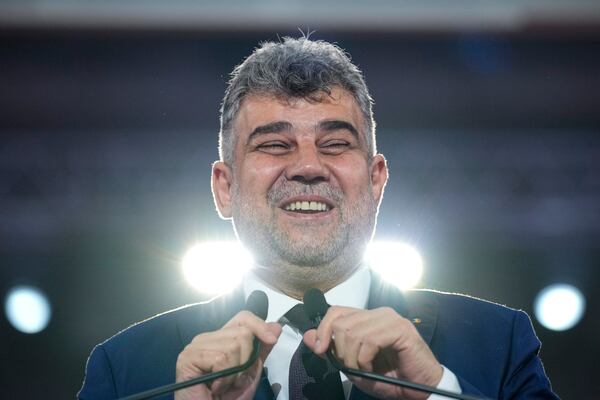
[223,338,239,353]
[237,310,254,321]
[213,352,228,365]
[399,317,415,331]
[239,326,254,340]
[363,335,377,347]
[344,326,355,340]
[357,350,371,365]
[377,306,396,316]
[191,333,206,344]
[176,351,187,366]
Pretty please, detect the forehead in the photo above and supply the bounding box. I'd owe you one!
[233,87,366,141]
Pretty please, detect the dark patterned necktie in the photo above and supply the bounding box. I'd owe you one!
[285,303,345,400]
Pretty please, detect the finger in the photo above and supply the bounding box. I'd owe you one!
[213,322,282,395]
[195,321,276,367]
[354,313,419,371]
[331,323,356,368]
[180,328,250,393]
[177,347,220,382]
[329,311,374,369]
[223,310,279,345]
[313,306,358,354]
[206,352,238,394]
[356,339,378,372]
[258,322,282,362]
[213,326,262,392]
[230,324,282,393]
[189,328,244,367]
[303,329,318,352]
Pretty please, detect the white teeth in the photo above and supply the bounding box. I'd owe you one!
[284,201,329,212]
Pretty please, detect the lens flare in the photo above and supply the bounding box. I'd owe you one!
[365,241,424,290]
[182,241,253,295]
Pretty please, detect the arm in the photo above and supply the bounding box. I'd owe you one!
[78,344,118,399]
[452,310,560,400]
[498,311,559,400]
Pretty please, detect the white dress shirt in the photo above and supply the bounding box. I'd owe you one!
[243,267,462,399]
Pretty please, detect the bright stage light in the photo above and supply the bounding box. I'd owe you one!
[182,241,253,295]
[534,283,585,331]
[365,241,424,290]
[4,286,52,334]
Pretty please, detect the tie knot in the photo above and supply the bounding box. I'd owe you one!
[284,304,314,333]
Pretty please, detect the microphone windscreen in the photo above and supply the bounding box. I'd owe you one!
[246,290,269,320]
[303,288,330,321]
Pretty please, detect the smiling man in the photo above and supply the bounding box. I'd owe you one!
[79,38,559,400]
[213,87,386,300]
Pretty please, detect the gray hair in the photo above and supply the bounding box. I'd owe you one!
[218,37,376,165]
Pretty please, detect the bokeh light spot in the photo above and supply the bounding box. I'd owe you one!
[534,284,585,331]
[4,286,52,334]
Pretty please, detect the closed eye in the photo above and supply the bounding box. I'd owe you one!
[257,141,290,154]
[320,140,350,154]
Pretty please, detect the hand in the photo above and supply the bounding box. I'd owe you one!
[303,306,443,400]
[175,310,282,400]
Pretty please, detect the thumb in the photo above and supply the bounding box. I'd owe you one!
[258,322,282,362]
[302,329,319,352]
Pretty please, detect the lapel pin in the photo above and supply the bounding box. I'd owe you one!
[412,318,422,324]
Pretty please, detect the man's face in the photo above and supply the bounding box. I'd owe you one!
[212,87,387,276]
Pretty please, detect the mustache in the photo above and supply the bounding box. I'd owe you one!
[267,180,343,205]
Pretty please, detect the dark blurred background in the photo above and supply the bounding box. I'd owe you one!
[1,1,599,398]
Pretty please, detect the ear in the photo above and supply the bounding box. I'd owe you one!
[370,154,388,205]
[211,161,234,219]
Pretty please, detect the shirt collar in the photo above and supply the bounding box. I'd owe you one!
[243,267,371,323]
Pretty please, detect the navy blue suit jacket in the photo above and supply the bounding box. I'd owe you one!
[78,275,559,399]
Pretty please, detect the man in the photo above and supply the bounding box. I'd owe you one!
[78,37,559,400]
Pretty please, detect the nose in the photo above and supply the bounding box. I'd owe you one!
[285,142,330,184]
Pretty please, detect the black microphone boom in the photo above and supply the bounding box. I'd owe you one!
[118,290,268,400]
[302,289,492,400]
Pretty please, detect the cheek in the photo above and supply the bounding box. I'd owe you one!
[236,159,285,196]
[329,159,371,192]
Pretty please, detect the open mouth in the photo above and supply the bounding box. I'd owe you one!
[282,200,330,213]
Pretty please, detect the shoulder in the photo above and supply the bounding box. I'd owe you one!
[405,288,538,351]
[406,288,523,321]
[79,291,245,398]
[101,290,245,356]
[101,302,202,353]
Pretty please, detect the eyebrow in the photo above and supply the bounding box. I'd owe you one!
[318,120,360,139]
[247,121,293,142]
[246,119,360,143]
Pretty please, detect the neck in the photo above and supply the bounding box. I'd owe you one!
[253,260,361,301]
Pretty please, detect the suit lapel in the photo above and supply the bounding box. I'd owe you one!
[403,289,439,346]
[176,287,247,347]
[366,271,438,345]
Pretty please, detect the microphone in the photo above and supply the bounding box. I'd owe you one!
[245,289,269,320]
[303,289,491,400]
[118,290,269,400]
